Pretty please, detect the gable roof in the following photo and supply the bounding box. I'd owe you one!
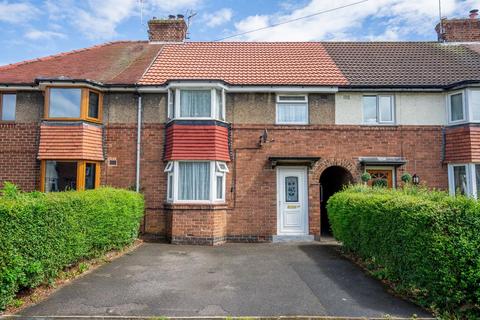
[139,42,348,86]
[1,40,480,88]
[322,42,480,87]
[0,41,163,85]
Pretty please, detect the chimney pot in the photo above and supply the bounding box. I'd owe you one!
[168,14,175,19]
[177,14,185,19]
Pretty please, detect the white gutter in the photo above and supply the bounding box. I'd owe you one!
[135,94,142,193]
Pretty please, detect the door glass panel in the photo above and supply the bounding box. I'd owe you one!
[285,176,298,202]
[450,93,464,122]
[453,165,467,195]
[85,163,96,190]
[45,161,77,192]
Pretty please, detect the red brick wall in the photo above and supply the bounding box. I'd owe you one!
[166,204,227,245]
[445,124,480,163]
[227,124,447,239]
[436,18,480,42]
[0,123,39,191]
[103,123,167,236]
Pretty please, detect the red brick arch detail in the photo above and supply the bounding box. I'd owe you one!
[307,158,359,239]
[310,158,360,184]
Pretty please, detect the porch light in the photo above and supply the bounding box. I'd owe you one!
[412,174,420,185]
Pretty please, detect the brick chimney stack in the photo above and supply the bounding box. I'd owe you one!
[148,15,187,43]
[435,9,480,42]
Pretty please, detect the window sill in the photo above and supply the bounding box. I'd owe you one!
[42,117,102,124]
[164,202,228,210]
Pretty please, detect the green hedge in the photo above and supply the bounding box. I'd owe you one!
[0,186,144,310]
[327,185,480,318]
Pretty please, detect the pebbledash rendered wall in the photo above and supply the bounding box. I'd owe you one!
[1,90,448,244]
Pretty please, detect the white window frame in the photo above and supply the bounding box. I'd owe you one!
[468,88,480,122]
[447,90,467,124]
[448,163,478,198]
[168,88,226,121]
[164,161,174,202]
[362,94,395,125]
[275,94,309,125]
[166,160,228,204]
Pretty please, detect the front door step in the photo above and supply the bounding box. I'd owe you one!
[272,235,315,243]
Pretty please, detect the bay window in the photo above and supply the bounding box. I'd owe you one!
[168,88,225,121]
[165,161,228,203]
[448,163,480,198]
[447,91,465,123]
[363,95,395,124]
[46,87,102,122]
[447,89,480,124]
[41,160,100,192]
[276,95,308,125]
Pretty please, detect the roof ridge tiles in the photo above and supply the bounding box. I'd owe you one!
[0,40,148,72]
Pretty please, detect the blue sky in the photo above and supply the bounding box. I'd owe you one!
[0,0,477,66]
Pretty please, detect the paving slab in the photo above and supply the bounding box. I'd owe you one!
[15,242,432,318]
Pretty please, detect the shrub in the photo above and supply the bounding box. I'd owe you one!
[327,185,480,318]
[401,172,412,184]
[0,187,144,310]
[360,172,371,183]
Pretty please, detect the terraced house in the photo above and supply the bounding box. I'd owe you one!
[1,12,480,245]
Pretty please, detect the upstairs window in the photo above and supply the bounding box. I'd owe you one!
[448,91,465,123]
[168,88,225,121]
[46,87,102,122]
[1,93,16,121]
[363,95,395,124]
[276,95,308,125]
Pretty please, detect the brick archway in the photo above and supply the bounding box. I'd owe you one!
[307,158,359,239]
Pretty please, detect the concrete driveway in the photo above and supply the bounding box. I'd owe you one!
[19,242,431,318]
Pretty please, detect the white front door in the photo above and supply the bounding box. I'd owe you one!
[277,167,308,235]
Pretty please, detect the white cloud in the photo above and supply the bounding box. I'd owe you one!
[43,0,203,40]
[25,30,66,40]
[203,8,233,27]
[230,0,478,41]
[0,1,40,24]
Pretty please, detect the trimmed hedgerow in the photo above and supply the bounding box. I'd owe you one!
[0,186,144,310]
[327,185,480,318]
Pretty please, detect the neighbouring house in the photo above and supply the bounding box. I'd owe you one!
[1,11,480,245]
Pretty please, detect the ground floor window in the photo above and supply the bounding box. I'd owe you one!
[165,160,228,203]
[448,163,480,198]
[41,160,100,192]
[366,166,395,188]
